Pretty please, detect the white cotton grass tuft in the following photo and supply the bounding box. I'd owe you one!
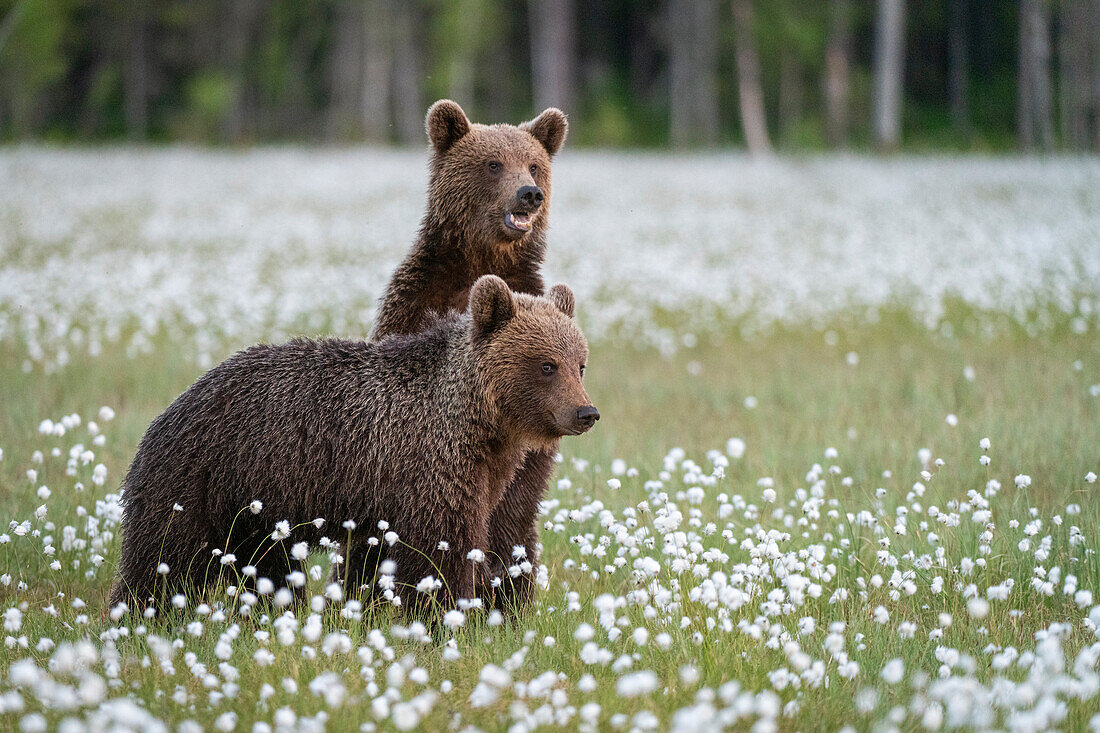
[1,149,1099,731]
[271,520,291,541]
[968,598,990,619]
[726,437,746,459]
[880,659,904,685]
[3,151,1098,373]
[616,670,659,697]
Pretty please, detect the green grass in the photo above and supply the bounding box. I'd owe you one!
[1,313,1099,730]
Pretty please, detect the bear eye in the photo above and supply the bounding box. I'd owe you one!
[487,160,502,174]
[529,163,538,175]
[541,362,557,376]
[579,364,585,377]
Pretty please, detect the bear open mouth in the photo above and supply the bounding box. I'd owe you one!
[504,211,533,233]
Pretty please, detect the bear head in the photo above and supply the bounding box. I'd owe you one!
[468,275,597,445]
[425,100,568,259]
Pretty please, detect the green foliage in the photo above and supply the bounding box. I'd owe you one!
[0,1,1065,151]
[2,311,1099,729]
[576,76,667,148]
[179,72,233,142]
[0,0,69,135]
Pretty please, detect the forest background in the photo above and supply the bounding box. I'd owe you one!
[2,0,1098,153]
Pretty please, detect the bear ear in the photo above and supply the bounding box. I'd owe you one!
[521,108,568,157]
[426,99,471,154]
[547,284,575,319]
[470,275,516,338]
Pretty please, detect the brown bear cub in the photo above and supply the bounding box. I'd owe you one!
[109,276,597,613]
[372,100,569,608]
[371,100,567,341]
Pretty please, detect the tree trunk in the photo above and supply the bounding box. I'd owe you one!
[362,0,394,142]
[872,0,906,151]
[667,0,693,147]
[485,35,516,122]
[668,0,719,147]
[823,0,852,148]
[731,0,771,154]
[779,50,803,144]
[1058,0,1100,151]
[328,0,364,140]
[122,5,148,139]
[628,7,662,105]
[1018,0,1054,151]
[221,0,263,143]
[694,0,720,146]
[275,21,318,137]
[1093,0,1100,154]
[948,0,969,139]
[445,3,482,112]
[529,0,576,112]
[391,0,424,145]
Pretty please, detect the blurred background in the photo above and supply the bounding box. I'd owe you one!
[0,0,1097,152]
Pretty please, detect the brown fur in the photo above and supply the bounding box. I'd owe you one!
[108,277,595,613]
[370,100,567,341]
[370,100,570,609]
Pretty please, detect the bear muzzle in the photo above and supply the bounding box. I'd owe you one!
[503,185,544,234]
[573,405,600,433]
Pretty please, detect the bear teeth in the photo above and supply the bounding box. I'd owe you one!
[506,212,532,231]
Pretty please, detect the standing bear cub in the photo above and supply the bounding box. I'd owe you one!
[109,276,597,612]
[372,100,568,609]
[371,100,567,341]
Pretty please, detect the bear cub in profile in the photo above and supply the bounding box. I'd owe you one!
[109,276,598,612]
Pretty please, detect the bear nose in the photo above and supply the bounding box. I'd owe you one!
[517,185,543,209]
[576,406,600,426]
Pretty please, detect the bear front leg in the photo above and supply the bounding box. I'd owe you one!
[382,540,476,618]
[433,543,491,611]
[334,535,384,603]
[110,500,219,612]
[485,445,556,612]
[399,514,493,614]
[248,549,305,602]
